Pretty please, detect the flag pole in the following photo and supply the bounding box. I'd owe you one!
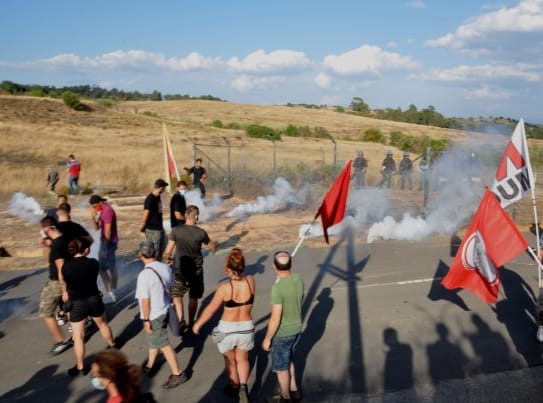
[292,217,317,257]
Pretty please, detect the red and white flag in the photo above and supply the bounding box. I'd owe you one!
[162,123,180,193]
[491,119,534,208]
[315,160,352,244]
[442,189,529,304]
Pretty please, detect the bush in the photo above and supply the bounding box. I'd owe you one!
[361,128,387,144]
[62,91,85,110]
[285,124,299,137]
[142,110,158,117]
[335,106,345,113]
[245,124,281,140]
[30,88,45,97]
[226,122,242,130]
[96,99,114,108]
[211,120,224,128]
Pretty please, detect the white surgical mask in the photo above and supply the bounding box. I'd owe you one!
[179,189,186,196]
[91,376,106,390]
[40,229,48,239]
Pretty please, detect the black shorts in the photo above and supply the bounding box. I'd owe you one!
[176,271,204,299]
[69,294,105,322]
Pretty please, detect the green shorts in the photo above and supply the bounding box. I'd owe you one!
[145,313,170,349]
[39,280,62,318]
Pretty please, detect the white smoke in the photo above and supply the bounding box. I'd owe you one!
[8,192,44,223]
[227,177,310,218]
[298,187,391,240]
[367,148,488,243]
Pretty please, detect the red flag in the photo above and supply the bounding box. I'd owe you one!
[315,160,352,244]
[442,189,529,303]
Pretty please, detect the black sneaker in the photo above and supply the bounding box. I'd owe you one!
[49,338,72,356]
[67,365,88,377]
[224,383,239,398]
[162,372,188,389]
[141,360,154,377]
[290,389,302,402]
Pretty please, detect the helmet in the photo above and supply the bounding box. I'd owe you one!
[357,149,364,155]
[386,150,393,156]
[403,152,409,157]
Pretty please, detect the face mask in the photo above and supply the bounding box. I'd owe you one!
[179,189,186,196]
[93,205,104,212]
[40,229,48,239]
[91,376,106,390]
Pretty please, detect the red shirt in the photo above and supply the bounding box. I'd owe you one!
[68,160,81,177]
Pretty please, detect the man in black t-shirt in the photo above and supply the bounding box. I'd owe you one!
[185,158,207,198]
[56,203,93,245]
[170,180,187,228]
[163,205,216,329]
[141,179,168,260]
[39,216,72,356]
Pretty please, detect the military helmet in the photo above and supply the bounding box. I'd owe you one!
[403,151,409,157]
[386,150,393,156]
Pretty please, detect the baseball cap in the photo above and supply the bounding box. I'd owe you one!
[138,240,156,258]
[154,179,169,188]
[89,195,107,205]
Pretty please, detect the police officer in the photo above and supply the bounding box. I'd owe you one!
[377,151,396,189]
[399,152,413,190]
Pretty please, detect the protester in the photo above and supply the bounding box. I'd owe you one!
[185,158,207,198]
[169,180,187,228]
[141,179,168,260]
[40,194,69,263]
[90,349,156,403]
[38,216,72,356]
[46,165,59,197]
[135,240,188,389]
[67,154,82,197]
[193,247,254,403]
[56,203,93,245]
[43,194,68,225]
[163,205,217,331]
[398,151,413,191]
[262,251,304,403]
[62,238,117,376]
[377,150,396,189]
[90,195,119,304]
[352,149,368,189]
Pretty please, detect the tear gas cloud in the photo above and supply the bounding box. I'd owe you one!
[8,192,44,223]
[227,177,311,218]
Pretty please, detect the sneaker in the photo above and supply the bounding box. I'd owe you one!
[56,312,67,326]
[224,383,239,398]
[68,324,72,333]
[141,359,154,377]
[102,293,114,304]
[537,325,543,342]
[290,389,302,402]
[267,396,291,403]
[67,365,88,377]
[108,291,117,303]
[107,337,121,350]
[49,338,72,356]
[239,384,249,403]
[162,372,188,389]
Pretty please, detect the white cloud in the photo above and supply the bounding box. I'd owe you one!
[426,0,543,52]
[405,1,426,9]
[415,63,542,82]
[230,75,286,92]
[387,41,398,48]
[464,86,513,100]
[227,49,311,74]
[3,50,223,72]
[323,45,419,76]
[314,73,331,88]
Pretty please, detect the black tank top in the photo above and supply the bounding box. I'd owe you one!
[223,278,254,308]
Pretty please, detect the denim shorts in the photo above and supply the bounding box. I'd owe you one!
[271,333,300,372]
[99,241,117,271]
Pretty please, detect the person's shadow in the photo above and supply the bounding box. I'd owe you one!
[0,365,73,402]
[383,327,413,392]
[296,287,334,382]
[426,323,467,383]
[465,313,515,373]
[494,267,542,367]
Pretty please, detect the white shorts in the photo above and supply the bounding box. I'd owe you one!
[216,320,254,354]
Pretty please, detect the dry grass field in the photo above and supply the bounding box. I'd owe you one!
[1,94,538,271]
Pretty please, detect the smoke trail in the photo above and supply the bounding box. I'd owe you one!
[367,146,492,243]
[7,192,44,223]
[227,177,311,218]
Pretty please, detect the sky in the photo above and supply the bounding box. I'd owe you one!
[2,0,543,121]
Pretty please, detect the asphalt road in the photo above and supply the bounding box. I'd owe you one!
[1,231,542,402]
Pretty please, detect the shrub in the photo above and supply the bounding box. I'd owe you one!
[62,91,85,110]
[30,88,45,97]
[285,124,299,137]
[96,99,114,108]
[335,106,345,113]
[142,110,158,117]
[361,128,386,144]
[211,120,224,128]
[226,122,242,130]
[245,124,281,140]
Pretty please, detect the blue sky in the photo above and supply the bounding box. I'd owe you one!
[2,0,542,120]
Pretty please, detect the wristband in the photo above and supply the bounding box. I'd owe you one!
[142,319,150,322]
